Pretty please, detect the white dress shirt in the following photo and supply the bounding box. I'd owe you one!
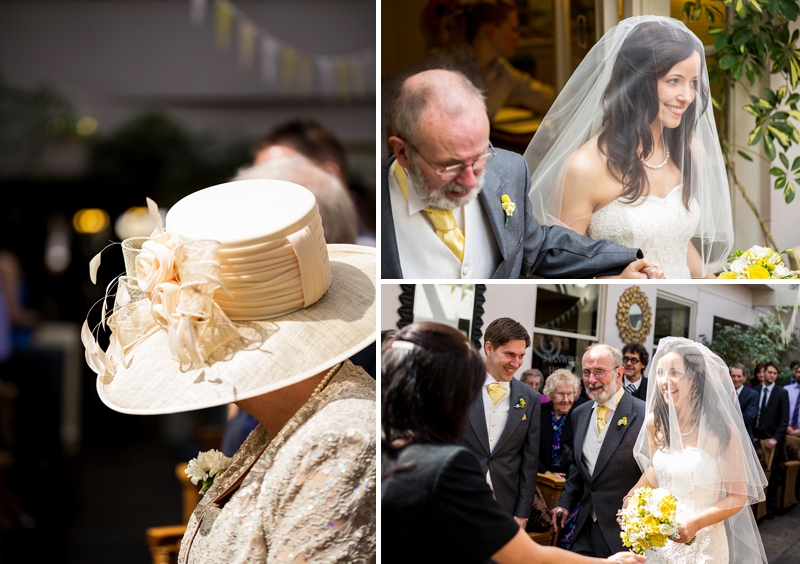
[388,164,501,279]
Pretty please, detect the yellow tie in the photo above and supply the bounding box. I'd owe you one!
[596,405,610,434]
[394,161,465,262]
[487,382,507,406]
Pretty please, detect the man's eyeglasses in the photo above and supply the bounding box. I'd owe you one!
[407,141,496,181]
[582,367,619,379]
[622,356,641,365]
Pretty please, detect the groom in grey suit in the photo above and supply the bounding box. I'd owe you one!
[552,344,645,557]
[382,69,663,280]
[460,317,541,529]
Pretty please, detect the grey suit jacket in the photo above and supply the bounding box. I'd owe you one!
[381,151,643,279]
[460,378,541,519]
[557,391,646,554]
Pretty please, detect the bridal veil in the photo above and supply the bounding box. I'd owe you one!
[633,337,767,563]
[524,16,733,273]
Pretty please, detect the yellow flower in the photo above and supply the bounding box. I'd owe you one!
[617,416,628,428]
[519,398,526,408]
[746,265,770,279]
[501,194,510,203]
[718,271,738,279]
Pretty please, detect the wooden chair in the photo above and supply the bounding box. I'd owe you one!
[754,439,776,520]
[528,473,566,547]
[777,435,800,510]
[145,463,199,564]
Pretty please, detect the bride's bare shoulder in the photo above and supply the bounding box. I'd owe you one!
[564,134,620,205]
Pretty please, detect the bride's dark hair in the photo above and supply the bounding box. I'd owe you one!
[652,341,730,451]
[598,21,709,212]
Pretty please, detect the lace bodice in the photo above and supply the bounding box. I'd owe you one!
[646,448,728,564]
[587,186,699,279]
[177,362,376,564]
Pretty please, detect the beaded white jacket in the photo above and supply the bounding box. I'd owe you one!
[177,361,376,563]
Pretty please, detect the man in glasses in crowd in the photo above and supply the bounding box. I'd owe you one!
[620,343,649,401]
[381,69,663,279]
[551,344,645,558]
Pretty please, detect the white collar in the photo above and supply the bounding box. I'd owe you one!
[484,372,510,388]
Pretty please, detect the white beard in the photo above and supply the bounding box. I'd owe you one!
[406,158,484,210]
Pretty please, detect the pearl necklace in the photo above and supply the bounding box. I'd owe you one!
[679,419,698,436]
[312,362,341,397]
[641,145,670,169]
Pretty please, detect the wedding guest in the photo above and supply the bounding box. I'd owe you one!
[621,343,648,401]
[749,362,766,388]
[83,182,377,562]
[381,322,645,564]
[730,362,758,440]
[381,0,555,159]
[753,361,790,519]
[538,369,580,547]
[551,344,646,558]
[522,368,549,403]
[786,360,800,438]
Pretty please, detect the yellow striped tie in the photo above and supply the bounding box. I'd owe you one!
[394,161,465,262]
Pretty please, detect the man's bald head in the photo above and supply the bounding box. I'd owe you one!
[390,69,487,144]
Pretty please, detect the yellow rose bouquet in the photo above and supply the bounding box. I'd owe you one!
[618,486,691,555]
[717,246,799,279]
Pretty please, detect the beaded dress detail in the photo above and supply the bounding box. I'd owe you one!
[587,185,699,279]
[177,361,376,563]
[646,448,728,564]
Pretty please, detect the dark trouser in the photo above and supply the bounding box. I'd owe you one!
[570,517,612,558]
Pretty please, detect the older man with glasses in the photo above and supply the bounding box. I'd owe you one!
[550,344,645,558]
[381,68,664,279]
[620,343,649,401]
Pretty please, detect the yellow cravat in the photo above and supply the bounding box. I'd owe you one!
[596,405,610,434]
[487,382,507,406]
[393,161,465,262]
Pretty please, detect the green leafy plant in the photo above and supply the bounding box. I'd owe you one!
[701,306,800,385]
[683,0,800,248]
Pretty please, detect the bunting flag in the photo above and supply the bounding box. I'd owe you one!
[238,18,256,69]
[215,0,233,51]
[190,0,374,99]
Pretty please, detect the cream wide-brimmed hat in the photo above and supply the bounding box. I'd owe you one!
[82,180,375,415]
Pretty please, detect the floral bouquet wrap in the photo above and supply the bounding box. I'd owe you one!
[718,246,799,279]
[618,486,690,555]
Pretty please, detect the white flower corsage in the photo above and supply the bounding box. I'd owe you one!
[185,449,232,494]
[500,194,516,228]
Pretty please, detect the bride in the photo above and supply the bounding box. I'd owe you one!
[625,338,767,563]
[525,16,733,278]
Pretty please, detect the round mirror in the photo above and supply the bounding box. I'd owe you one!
[628,303,643,331]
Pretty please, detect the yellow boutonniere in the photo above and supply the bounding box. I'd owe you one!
[500,194,516,228]
[514,397,526,409]
[617,416,628,428]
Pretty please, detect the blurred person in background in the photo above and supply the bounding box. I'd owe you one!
[381,0,555,159]
[753,361,789,519]
[521,368,548,403]
[620,343,648,401]
[252,120,375,246]
[730,362,758,440]
[381,322,645,564]
[749,362,766,388]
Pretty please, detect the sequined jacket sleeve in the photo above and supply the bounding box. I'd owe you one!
[260,397,376,563]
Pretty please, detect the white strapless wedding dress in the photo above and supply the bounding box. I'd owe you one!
[646,448,728,564]
[587,186,699,279]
